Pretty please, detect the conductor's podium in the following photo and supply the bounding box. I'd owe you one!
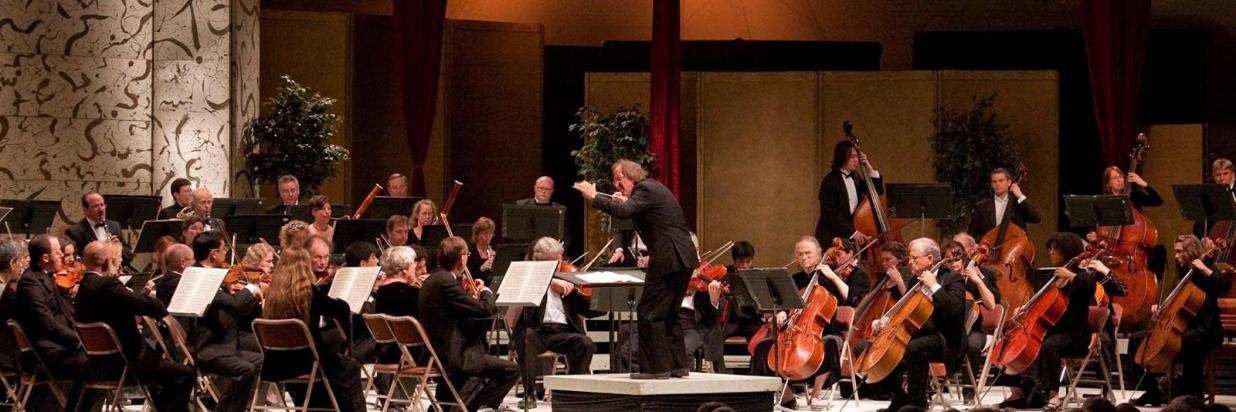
[544,372,780,412]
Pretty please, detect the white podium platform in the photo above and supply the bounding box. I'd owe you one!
[544,373,780,411]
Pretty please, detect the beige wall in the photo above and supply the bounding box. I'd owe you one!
[1141,124,1204,300]
[588,70,1060,267]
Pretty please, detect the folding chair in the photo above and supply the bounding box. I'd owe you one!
[1060,306,1115,406]
[1108,303,1126,400]
[1205,298,1236,405]
[362,314,417,412]
[386,315,469,412]
[7,320,66,408]
[249,318,341,412]
[822,306,860,408]
[0,366,18,411]
[143,315,221,410]
[972,302,1007,406]
[74,322,155,412]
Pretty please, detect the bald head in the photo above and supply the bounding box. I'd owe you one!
[82,241,111,272]
[533,176,555,204]
[191,187,214,217]
[163,244,193,273]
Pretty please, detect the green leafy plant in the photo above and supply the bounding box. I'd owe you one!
[243,75,350,196]
[930,93,1022,235]
[570,105,656,188]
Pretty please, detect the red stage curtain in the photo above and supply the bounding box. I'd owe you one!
[1081,0,1150,167]
[650,0,681,196]
[393,0,448,197]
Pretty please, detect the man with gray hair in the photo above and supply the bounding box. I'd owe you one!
[191,187,229,238]
[267,175,301,214]
[869,237,967,411]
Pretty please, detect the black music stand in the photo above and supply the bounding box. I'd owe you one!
[364,196,420,219]
[556,268,646,372]
[1063,195,1134,228]
[332,219,388,253]
[492,242,531,278]
[102,195,161,232]
[135,219,182,253]
[0,199,60,238]
[419,224,450,247]
[1172,184,1236,235]
[210,198,263,218]
[887,183,953,238]
[502,203,566,241]
[736,268,803,400]
[225,214,291,245]
[286,205,313,222]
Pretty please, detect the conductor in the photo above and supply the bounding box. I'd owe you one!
[574,159,699,379]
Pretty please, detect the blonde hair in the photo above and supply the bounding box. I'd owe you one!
[241,242,275,268]
[263,248,315,322]
[279,220,310,250]
[411,199,437,228]
[1175,234,1204,262]
[472,217,495,244]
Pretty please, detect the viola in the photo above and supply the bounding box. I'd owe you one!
[1134,240,1223,372]
[1093,133,1158,330]
[856,254,959,383]
[980,162,1035,322]
[991,245,1101,375]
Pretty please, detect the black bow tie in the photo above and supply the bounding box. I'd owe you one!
[94,223,106,228]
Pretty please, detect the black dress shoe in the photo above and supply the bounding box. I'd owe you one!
[1132,391,1164,407]
[670,368,690,378]
[629,371,671,380]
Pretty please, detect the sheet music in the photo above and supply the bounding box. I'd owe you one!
[167,267,229,317]
[495,261,559,307]
[576,271,644,284]
[327,266,381,313]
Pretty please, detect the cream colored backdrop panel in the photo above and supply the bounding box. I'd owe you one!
[940,71,1060,265]
[1142,124,1204,298]
[697,72,820,267]
[819,71,939,241]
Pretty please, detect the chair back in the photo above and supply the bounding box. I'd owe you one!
[834,306,855,326]
[387,316,430,347]
[964,303,981,334]
[74,322,123,356]
[6,320,32,353]
[363,314,396,344]
[1218,298,1236,336]
[1087,306,1110,334]
[252,318,318,359]
[980,303,1005,334]
[1111,303,1124,331]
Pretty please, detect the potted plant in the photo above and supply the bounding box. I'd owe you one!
[569,105,656,254]
[242,75,350,197]
[930,93,1022,235]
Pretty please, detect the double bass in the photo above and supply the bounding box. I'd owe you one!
[856,253,960,383]
[843,122,905,274]
[980,163,1035,321]
[990,243,1106,374]
[1094,134,1158,330]
[1134,240,1223,372]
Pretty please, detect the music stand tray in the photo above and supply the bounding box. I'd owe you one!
[1172,184,1235,223]
[887,184,954,220]
[0,199,60,238]
[102,195,162,231]
[210,198,263,219]
[502,203,566,241]
[135,219,183,253]
[1063,195,1134,227]
[419,224,451,247]
[332,219,387,253]
[225,214,291,245]
[364,196,420,219]
[492,242,531,278]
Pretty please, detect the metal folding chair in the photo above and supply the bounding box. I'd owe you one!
[386,315,469,412]
[7,320,66,409]
[1060,306,1115,406]
[249,318,341,412]
[74,322,155,412]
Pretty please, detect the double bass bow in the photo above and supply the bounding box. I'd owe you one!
[1134,239,1224,372]
[980,163,1035,321]
[1094,133,1158,330]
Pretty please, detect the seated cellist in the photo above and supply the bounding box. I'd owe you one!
[1126,234,1231,406]
[942,240,1001,404]
[998,232,1100,410]
[869,238,967,412]
[750,236,867,410]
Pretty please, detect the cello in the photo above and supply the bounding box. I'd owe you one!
[856,252,960,383]
[765,241,845,380]
[990,242,1106,375]
[1094,134,1158,330]
[980,163,1035,321]
[843,122,905,272]
[846,255,903,355]
[1134,240,1223,372]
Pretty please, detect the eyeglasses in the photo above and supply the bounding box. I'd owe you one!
[535,186,554,191]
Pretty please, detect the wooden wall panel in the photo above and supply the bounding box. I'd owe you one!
[1143,124,1204,297]
[940,70,1059,265]
[819,71,939,241]
[445,20,544,225]
[698,72,820,267]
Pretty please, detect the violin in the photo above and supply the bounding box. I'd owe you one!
[558,258,588,297]
[224,265,266,286]
[688,241,736,294]
[53,263,85,289]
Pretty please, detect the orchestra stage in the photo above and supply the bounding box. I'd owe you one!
[544,372,782,411]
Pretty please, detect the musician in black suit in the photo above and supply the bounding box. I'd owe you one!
[14,234,88,410]
[64,192,133,267]
[815,140,884,247]
[998,232,1098,410]
[873,238,968,412]
[266,175,301,214]
[154,243,263,412]
[0,239,27,383]
[967,168,1041,238]
[158,177,194,219]
[943,240,1001,403]
[419,236,518,412]
[189,187,228,238]
[1126,234,1232,406]
[574,159,700,379]
[74,241,195,412]
[1192,158,1233,240]
[703,241,763,373]
[516,175,572,248]
[511,237,604,408]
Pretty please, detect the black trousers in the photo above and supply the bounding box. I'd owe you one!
[1127,328,1213,397]
[1019,332,1087,396]
[28,346,87,412]
[964,330,990,386]
[705,316,762,367]
[134,350,196,412]
[750,333,842,386]
[440,355,519,412]
[680,308,704,365]
[636,268,692,374]
[199,350,262,412]
[286,355,367,412]
[887,334,951,407]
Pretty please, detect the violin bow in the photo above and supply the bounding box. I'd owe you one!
[581,238,615,272]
